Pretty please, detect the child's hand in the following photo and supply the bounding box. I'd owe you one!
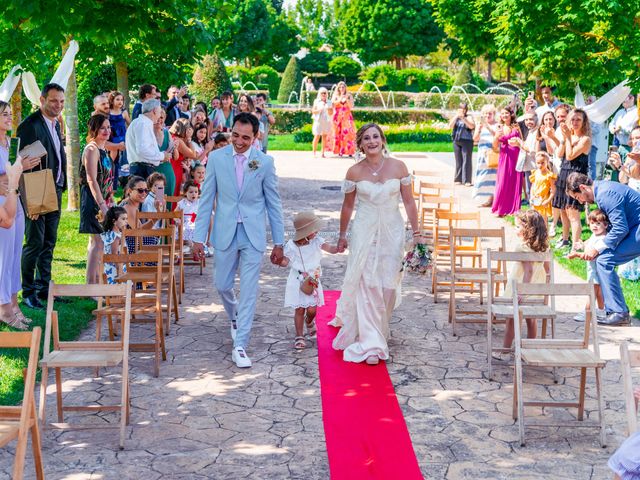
[279,256,289,267]
[566,251,582,260]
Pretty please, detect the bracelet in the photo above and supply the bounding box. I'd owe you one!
[412,231,421,236]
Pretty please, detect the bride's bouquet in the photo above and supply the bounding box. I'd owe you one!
[401,243,432,275]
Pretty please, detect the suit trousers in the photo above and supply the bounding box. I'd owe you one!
[22,188,63,299]
[214,223,263,349]
[453,140,474,184]
[596,222,640,313]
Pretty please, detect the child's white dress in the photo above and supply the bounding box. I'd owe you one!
[176,198,198,242]
[284,236,326,308]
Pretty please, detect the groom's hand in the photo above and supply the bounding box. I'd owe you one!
[270,245,284,265]
[192,242,205,261]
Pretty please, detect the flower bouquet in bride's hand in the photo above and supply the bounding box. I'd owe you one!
[401,242,432,274]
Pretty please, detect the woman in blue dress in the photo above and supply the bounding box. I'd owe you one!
[472,104,498,207]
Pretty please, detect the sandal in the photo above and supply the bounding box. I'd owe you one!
[305,315,317,337]
[13,311,33,327]
[294,336,306,350]
[1,314,29,331]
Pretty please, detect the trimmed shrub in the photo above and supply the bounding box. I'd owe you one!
[361,66,454,93]
[299,51,333,74]
[454,63,473,86]
[250,65,280,99]
[227,66,252,83]
[191,54,233,105]
[271,108,446,134]
[413,92,511,110]
[277,56,303,103]
[361,65,401,91]
[293,123,450,143]
[328,56,362,81]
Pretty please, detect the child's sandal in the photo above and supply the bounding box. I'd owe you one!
[294,336,306,350]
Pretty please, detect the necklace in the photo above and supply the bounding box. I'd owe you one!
[364,156,385,177]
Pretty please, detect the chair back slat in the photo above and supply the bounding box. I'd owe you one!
[621,341,640,434]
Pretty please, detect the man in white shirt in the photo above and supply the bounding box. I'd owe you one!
[125,99,170,179]
[609,94,638,147]
[535,86,561,121]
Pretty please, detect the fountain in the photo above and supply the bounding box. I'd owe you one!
[233,81,261,94]
[353,80,389,109]
[287,91,300,104]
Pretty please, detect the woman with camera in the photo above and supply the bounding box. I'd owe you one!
[449,102,476,186]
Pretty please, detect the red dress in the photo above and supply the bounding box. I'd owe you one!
[330,100,356,156]
[170,135,185,197]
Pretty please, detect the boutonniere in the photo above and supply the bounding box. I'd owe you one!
[248,159,260,171]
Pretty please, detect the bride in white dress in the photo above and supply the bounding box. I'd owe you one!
[331,123,421,365]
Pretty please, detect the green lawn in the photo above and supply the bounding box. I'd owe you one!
[0,193,96,405]
[269,134,454,153]
[505,208,640,318]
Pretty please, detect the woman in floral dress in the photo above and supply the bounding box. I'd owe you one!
[330,81,356,157]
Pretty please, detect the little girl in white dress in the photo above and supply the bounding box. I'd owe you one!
[282,211,339,350]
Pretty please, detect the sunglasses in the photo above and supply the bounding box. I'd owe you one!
[135,188,149,194]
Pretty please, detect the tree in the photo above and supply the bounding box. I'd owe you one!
[328,56,362,81]
[286,0,333,48]
[277,56,303,103]
[191,54,233,104]
[340,0,443,67]
[429,0,498,81]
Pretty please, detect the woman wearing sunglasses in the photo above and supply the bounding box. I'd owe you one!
[119,175,156,253]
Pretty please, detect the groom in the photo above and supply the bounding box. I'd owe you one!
[193,113,285,368]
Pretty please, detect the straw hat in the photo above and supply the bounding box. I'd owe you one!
[293,211,324,241]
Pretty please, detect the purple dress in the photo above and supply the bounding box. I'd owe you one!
[0,146,25,305]
[491,128,523,216]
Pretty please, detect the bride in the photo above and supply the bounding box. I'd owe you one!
[331,123,420,365]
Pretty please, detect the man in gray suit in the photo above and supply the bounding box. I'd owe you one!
[193,113,285,367]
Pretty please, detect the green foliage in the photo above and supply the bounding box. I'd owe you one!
[191,54,233,105]
[293,123,450,143]
[286,0,335,48]
[299,51,334,74]
[227,66,252,82]
[328,56,362,81]
[271,107,445,133]
[361,65,402,90]
[340,0,443,65]
[277,56,303,103]
[454,63,473,86]
[250,66,280,98]
[361,67,453,92]
[77,63,116,141]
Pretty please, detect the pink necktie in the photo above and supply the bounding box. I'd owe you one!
[235,153,246,191]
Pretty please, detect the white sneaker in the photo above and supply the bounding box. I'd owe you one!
[549,226,556,237]
[574,309,607,322]
[232,347,252,368]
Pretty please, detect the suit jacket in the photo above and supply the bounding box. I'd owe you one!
[16,110,67,191]
[193,145,285,252]
[164,97,184,126]
[594,180,640,251]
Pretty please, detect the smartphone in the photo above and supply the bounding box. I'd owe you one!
[156,185,165,204]
[8,137,20,165]
[608,145,619,153]
[528,91,534,99]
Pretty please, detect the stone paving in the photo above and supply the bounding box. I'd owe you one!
[1,150,639,479]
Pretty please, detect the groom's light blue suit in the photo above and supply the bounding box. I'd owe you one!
[193,144,284,348]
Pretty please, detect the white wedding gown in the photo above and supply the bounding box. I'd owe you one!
[330,176,411,362]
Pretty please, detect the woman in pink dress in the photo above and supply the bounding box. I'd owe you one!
[491,106,523,216]
[330,81,356,157]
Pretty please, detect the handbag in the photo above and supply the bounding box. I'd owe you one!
[297,245,318,296]
[18,154,59,216]
[487,149,499,168]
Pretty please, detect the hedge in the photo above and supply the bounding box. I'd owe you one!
[338,91,511,109]
[271,108,445,134]
[360,66,453,92]
[292,124,451,143]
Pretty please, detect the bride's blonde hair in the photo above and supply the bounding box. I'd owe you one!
[356,123,389,156]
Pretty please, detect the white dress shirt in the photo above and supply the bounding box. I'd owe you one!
[609,107,639,146]
[125,114,164,166]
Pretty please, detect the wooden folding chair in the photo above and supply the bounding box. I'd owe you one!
[620,341,640,435]
[39,281,133,449]
[448,227,506,335]
[418,194,457,238]
[431,210,481,302]
[486,250,556,379]
[512,282,606,447]
[411,169,446,199]
[97,250,167,376]
[122,227,180,331]
[0,328,44,480]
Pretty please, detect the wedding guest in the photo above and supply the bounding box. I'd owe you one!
[164,85,188,126]
[609,94,638,147]
[132,84,157,120]
[472,104,498,207]
[108,91,130,190]
[535,86,561,120]
[255,93,275,153]
[192,122,213,162]
[1,101,36,328]
[449,102,476,186]
[119,176,156,253]
[213,133,229,150]
[311,87,333,158]
[330,81,356,157]
[79,114,113,284]
[491,106,522,217]
[126,99,171,180]
[210,91,236,132]
[237,94,264,150]
[209,96,221,113]
[169,118,199,196]
[153,108,177,198]
[181,95,192,119]
[514,112,539,202]
[552,108,591,251]
[16,83,67,309]
[566,173,640,326]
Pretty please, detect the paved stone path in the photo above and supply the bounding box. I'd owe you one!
[1,150,638,479]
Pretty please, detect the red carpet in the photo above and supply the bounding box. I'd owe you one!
[316,290,423,480]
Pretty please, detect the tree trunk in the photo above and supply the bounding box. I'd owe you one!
[486,56,493,83]
[63,39,80,211]
[10,79,22,133]
[394,57,401,69]
[506,63,511,82]
[115,61,130,113]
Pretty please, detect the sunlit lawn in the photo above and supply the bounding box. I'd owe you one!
[0,193,95,405]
